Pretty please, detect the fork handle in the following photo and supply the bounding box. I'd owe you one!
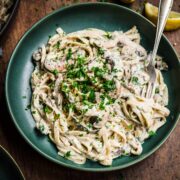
[151,0,173,65]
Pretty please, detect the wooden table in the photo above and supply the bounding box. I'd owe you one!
[0,0,179,179]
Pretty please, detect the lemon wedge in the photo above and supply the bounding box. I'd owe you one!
[120,0,135,4]
[145,2,180,31]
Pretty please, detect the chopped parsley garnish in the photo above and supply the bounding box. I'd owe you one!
[39,125,45,133]
[64,103,75,112]
[105,32,112,39]
[67,64,74,71]
[72,81,78,88]
[54,114,60,120]
[127,124,133,130]
[66,48,72,60]
[25,104,31,110]
[148,131,156,137]
[97,47,104,56]
[131,76,139,84]
[82,100,93,109]
[100,94,115,107]
[48,81,55,89]
[122,151,129,156]
[80,82,89,93]
[92,67,105,78]
[112,68,119,73]
[79,134,84,137]
[68,104,75,110]
[88,89,95,103]
[77,55,85,66]
[106,97,115,105]
[44,105,52,114]
[82,94,86,101]
[87,123,93,129]
[52,69,59,76]
[121,78,125,85]
[64,151,71,158]
[76,68,86,78]
[103,80,116,92]
[53,41,60,49]
[155,87,160,94]
[61,83,70,93]
[66,69,76,79]
[99,101,105,110]
[91,77,97,84]
[67,67,86,79]
[27,104,31,109]
[81,109,88,114]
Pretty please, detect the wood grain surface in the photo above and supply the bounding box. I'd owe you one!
[0,0,179,180]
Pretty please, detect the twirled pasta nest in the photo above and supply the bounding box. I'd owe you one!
[31,26,169,165]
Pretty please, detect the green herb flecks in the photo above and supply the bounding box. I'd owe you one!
[48,81,55,89]
[72,81,78,88]
[61,83,70,93]
[52,69,59,76]
[54,114,60,121]
[77,55,86,67]
[97,47,104,56]
[68,104,75,110]
[82,100,93,109]
[131,76,139,84]
[148,130,156,137]
[155,87,160,94]
[106,97,115,105]
[87,123,93,129]
[25,104,31,110]
[99,94,115,109]
[64,151,71,158]
[44,105,52,114]
[127,124,133,130]
[112,68,119,73]
[53,41,60,49]
[66,48,72,60]
[39,125,45,133]
[64,103,75,112]
[103,80,116,92]
[92,67,105,78]
[76,68,86,79]
[67,67,87,79]
[105,32,112,39]
[88,89,95,103]
[99,101,105,110]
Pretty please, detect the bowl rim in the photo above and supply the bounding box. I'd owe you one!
[5,2,180,172]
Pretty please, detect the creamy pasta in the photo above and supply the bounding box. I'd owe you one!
[31,26,169,166]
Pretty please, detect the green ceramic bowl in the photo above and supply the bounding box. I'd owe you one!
[5,3,180,171]
[0,146,24,180]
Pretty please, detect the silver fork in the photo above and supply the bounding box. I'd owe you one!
[146,0,173,99]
